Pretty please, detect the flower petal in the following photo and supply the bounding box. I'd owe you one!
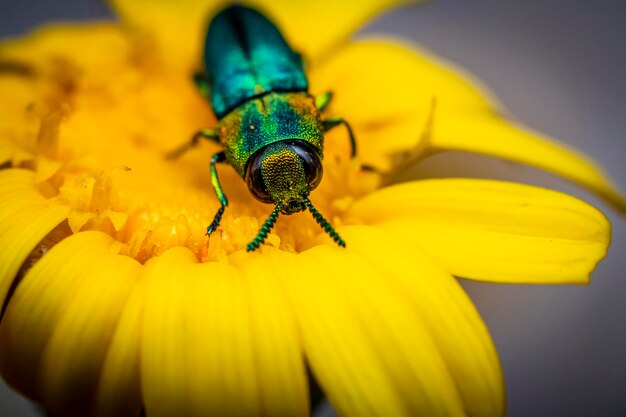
[344,226,503,417]
[95,277,145,417]
[428,101,626,212]
[312,39,625,210]
[309,40,433,168]
[108,0,419,72]
[141,247,308,417]
[231,252,310,417]
[0,169,69,307]
[107,0,218,72]
[259,243,468,416]
[0,231,142,417]
[349,179,611,283]
[246,0,421,61]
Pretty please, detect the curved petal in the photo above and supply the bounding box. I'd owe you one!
[0,23,131,114]
[343,226,503,417]
[0,231,142,417]
[107,0,220,72]
[108,0,419,72]
[95,278,145,417]
[231,251,310,417]
[428,102,626,212]
[348,179,611,284]
[312,39,625,210]
[0,169,69,307]
[309,40,433,168]
[246,0,421,61]
[258,244,467,416]
[141,247,308,417]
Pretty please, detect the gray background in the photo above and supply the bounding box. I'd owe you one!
[1,1,625,416]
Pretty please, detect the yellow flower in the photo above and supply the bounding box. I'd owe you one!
[0,1,621,417]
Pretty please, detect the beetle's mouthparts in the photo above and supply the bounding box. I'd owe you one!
[281,199,307,215]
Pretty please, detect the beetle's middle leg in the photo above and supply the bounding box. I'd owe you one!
[316,91,380,172]
[166,128,219,159]
[322,116,357,158]
[316,91,357,158]
[206,151,229,236]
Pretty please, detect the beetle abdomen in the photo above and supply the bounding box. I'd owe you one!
[204,5,308,119]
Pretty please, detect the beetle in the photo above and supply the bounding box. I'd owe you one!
[170,5,357,251]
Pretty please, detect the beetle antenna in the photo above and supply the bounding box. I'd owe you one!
[246,205,281,252]
[305,199,346,248]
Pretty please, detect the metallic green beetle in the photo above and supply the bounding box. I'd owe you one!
[170,5,356,251]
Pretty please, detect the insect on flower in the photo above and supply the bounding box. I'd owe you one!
[169,5,355,251]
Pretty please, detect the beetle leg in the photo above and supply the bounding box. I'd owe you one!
[315,91,333,112]
[206,152,229,236]
[322,116,357,158]
[193,71,211,99]
[317,92,358,158]
[166,128,220,159]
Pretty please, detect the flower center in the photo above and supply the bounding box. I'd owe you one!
[6,33,381,262]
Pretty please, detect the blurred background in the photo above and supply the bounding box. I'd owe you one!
[1,1,625,416]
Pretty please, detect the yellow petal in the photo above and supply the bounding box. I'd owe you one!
[0,169,69,306]
[106,0,217,72]
[347,226,503,416]
[310,40,433,168]
[141,247,307,417]
[0,23,129,70]
[230,252,309,417]
[312,39,625,210]
[262,244,466,416]
[246,0,421,61]
[95,278,145,417]
[429,102,626,212]
[0,231,142,417]
[108,0,419,72]
[349,179,610,284]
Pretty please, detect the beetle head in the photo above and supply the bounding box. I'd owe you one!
[244,140,345,252]
[245,140,322,214]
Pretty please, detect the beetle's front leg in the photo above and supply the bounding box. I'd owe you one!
[315,91,333,112]
[166,128,220,159]
[322,116,357,158]
[193,71,211,99]
[206,152,229,236]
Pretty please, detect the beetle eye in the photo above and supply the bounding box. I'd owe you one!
[245,152,273,203]
[289,141,323,190]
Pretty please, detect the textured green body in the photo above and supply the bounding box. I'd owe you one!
[204,5,308,119]
[218,92,324,178]
[190,5,349,250]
